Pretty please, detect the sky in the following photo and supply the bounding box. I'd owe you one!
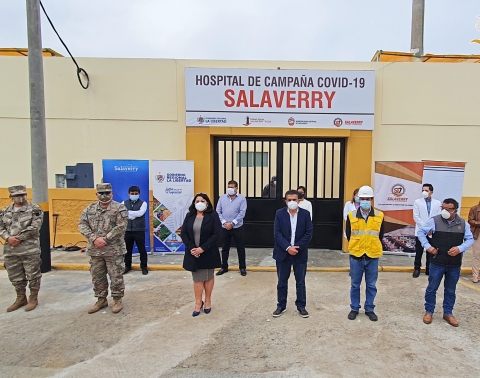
[1,1,480,61]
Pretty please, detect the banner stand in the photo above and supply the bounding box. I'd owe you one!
[102,160,151,253]
[375,160,465,257]
[152,160,194,254]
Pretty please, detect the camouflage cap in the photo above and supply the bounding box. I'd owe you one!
[8,185,27,196]
[96,183,112,192]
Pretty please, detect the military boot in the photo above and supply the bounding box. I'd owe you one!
[25,289,39,311]
[112,297,123,314]
[7,290,28,312]
[87,297,108,314]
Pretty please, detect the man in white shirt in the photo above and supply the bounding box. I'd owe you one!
[122,186,148,275]
[412,183,442,278]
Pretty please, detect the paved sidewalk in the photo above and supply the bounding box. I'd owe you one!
[0,244,475,272]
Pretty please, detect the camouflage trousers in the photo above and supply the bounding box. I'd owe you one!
[89,255,125,298]
[4,254,42,292]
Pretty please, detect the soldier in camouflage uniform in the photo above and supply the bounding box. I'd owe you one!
[78,183,128,314]
[0,185,44,312]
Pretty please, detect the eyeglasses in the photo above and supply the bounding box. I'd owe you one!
[97,192,111,195]
[441,207,456,213]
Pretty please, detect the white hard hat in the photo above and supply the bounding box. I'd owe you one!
[358,185,374,198]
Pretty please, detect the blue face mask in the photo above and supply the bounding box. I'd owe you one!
[360,200,371,211]
[354,196,360,203]
[129,194,139,201]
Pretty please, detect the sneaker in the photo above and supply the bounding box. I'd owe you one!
[348,310,359,320]
[272,308,286,317]
[365,311,378,321]
[298,308,309,318]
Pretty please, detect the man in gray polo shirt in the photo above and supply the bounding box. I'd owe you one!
[216,180,248,276]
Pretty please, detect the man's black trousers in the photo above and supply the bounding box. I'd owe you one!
[124,231,148,269]
[221,226,246,269]
[414,236,431,271]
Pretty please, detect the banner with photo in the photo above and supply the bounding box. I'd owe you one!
[374,161,466,255]
[374,161,424,256]
[185,68,375,129]
[152,160,194,253]
[102,159,150,253]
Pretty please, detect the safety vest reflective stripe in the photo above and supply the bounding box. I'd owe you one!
[350,230,365,236]
[366,230,380,236]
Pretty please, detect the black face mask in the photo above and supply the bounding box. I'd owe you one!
[298,193,305,199]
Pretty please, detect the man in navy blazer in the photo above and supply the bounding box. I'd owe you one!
[272,190,313,318]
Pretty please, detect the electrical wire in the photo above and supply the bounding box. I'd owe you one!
[39,1,90,89]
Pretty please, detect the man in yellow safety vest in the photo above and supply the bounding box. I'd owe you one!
[345,185,385,322]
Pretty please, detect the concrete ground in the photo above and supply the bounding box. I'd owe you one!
[0,268,479,377]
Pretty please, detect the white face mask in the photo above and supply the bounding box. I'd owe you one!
[422,191,429,199]
[227,188,236,196]
[287,201,298,210]
[441,209,452,219]
[195,202,207,212]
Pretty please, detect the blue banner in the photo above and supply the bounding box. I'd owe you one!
[102,160,150,252]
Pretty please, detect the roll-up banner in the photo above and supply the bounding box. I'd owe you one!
[185,68,375,130]
[374,161,465,256]
[152,160,194,253]
[102,160,151,253]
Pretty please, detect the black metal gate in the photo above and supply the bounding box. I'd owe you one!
[213,137,345,249]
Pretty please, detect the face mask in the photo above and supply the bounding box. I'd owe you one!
[98,193,113,203]
[354,196,360,203]
[287,201,298,210]
[129,194,139,201]
[422,191,429,199]
[227,188,236,196]
[360,200,371,211]
[298,193,305,199]
[441,209,452,219]
[195,202,207,212]
[12,196,26,205]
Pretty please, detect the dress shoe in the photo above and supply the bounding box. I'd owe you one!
[142,267,148,275]
[204,307,211,314]
[298,308,309,318]
[412,268,420,278]
[365,311,378,321]
[240,268,247,276]
[192,301,204,317]
[216,268,228,276]
[348,310,358,320]
[272,308,286,317]
[123,266,131,275]
[423,313,433,324]
[443,314,459,327]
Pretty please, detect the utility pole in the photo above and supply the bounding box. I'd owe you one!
[410,0,425,60]
[26,0,51,272]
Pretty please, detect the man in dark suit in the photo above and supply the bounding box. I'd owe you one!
[272,190,313,318]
